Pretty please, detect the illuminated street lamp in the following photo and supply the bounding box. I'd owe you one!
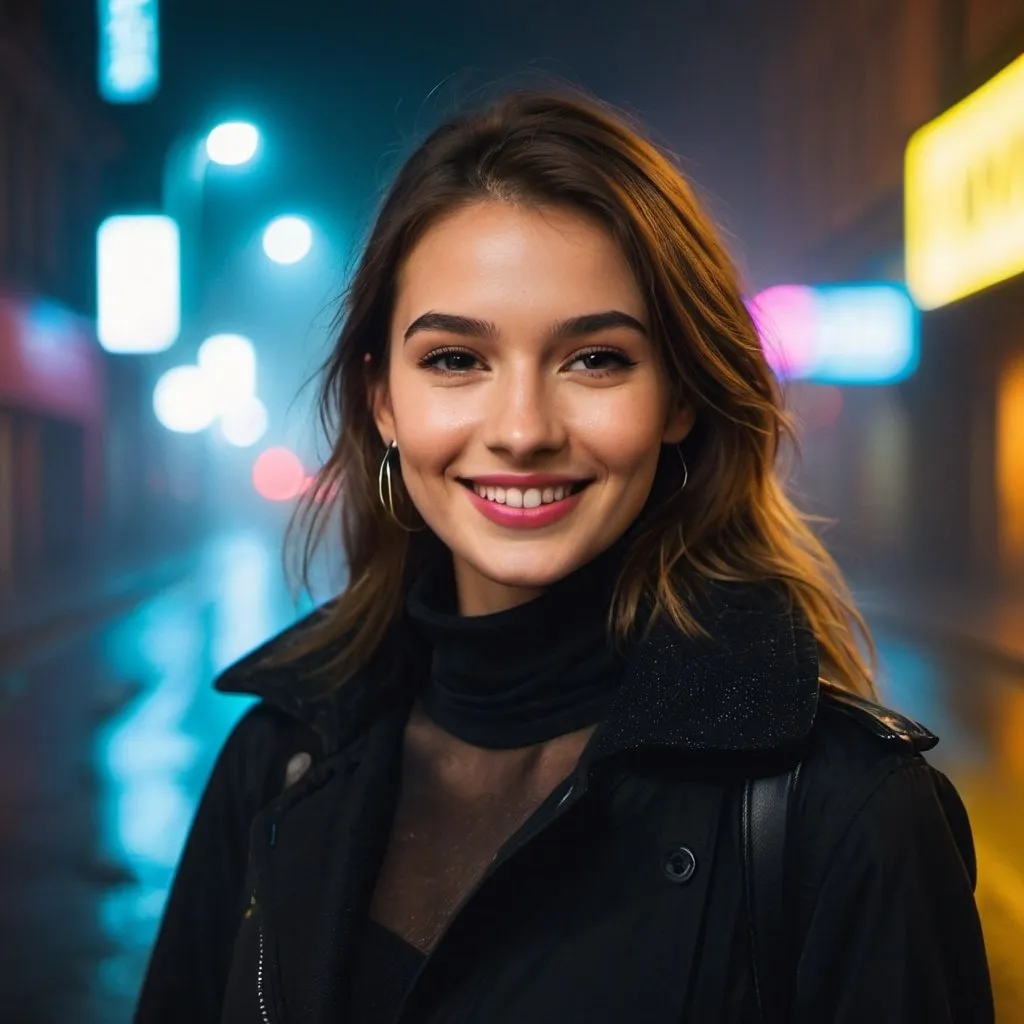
[198,333,257,405]
[221,396,269,448]
[162,121,262,339]
[205,121,260,167]
[153,365,218,433]
[262,215,313,265]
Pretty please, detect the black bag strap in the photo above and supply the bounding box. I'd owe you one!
[742,762,802,1024]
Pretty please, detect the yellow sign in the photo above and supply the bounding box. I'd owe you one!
[906,52,1024,309]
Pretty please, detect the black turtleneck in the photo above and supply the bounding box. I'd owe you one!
[404,540,630,750]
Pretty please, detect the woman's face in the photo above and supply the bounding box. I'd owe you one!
[375,201,693,616]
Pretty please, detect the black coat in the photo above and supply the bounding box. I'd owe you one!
[134,582,993,1023]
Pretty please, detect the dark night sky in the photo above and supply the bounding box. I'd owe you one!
[41,0,765,257]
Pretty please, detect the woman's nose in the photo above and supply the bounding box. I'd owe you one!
[482,369,568,459]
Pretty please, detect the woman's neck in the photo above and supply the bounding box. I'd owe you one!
[451,560,546,617]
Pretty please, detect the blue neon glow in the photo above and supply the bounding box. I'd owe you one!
[98,0,160,104]
[812,286,919,383]
[750,283,919,385]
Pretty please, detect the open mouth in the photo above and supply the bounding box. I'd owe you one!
[458,479,591,509]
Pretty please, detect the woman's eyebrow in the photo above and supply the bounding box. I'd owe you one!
[403,312,496,343]
[403,309,647,343]
[547,310,648,341]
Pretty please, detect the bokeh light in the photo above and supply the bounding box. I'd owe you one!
[153,366,218,434]
[262,216,313,264]
[97,215,181,354]
[221,396,269,448]
[205,121,260,167]
[749,283,919,384]
[252,446,306,501]
[198,333,257,410]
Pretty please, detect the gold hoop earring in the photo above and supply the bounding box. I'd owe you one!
[377,441,423,532]
[677,448,689,491]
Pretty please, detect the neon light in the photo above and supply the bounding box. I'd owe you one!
[748,286,816,379]
[97,215,180,354]
[749,284,919,384]
[198,334,257,410]
[98,0,160,104]
[906,52,1024,309]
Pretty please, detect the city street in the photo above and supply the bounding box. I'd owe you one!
[0,531,1021,1022]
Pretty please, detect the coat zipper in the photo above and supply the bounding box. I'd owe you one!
[258,925,273,1024]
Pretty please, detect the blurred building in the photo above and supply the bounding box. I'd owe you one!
[0,0,119,592]
[757,0,1024,594]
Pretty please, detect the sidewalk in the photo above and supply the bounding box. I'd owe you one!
[0,544,203,659]
[856,582,1024,672]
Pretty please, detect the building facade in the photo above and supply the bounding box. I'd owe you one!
[756,0,1024,593]
[0,0,118,593]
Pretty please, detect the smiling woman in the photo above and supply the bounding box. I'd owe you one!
[373,201,692,614]
[136,90,993,1024]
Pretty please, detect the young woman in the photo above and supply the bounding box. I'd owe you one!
[136,91,993,1023]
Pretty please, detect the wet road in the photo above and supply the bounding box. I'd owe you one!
[0,531,1021,1022]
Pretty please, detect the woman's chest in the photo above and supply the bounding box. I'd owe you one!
[368,759,571,952]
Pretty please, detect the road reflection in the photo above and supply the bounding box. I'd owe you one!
[876,627,1024,1021]
[93,532,306,1009]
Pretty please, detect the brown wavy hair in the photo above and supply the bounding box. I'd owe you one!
[288,89,877,697]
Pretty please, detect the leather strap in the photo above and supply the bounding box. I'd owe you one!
[742,763,801,1024]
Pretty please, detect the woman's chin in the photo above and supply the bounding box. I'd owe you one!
[450,548,588,614]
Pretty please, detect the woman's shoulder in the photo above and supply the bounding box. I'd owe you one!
[809,680,938,771]
[804,680,939,791]
[793,681,975,889]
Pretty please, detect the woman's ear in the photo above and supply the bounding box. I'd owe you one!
[662,404,696,445]
[370,377,396,446]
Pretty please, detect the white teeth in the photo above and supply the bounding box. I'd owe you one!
[471,482,578,507]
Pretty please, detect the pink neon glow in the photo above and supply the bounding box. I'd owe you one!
[748,286,817,380]
[252,447,307,502]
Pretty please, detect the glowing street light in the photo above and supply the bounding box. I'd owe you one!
[153,365,218,433]
[205,121,260,167]
[162,120,262,338]
[197,333,257,409]
[263,215,313,265]
[221,396,269,448]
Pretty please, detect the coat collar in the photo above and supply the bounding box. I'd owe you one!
[215,578,820,760]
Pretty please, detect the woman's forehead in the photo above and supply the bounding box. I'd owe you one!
[392,201,645,332]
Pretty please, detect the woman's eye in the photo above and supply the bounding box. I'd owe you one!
[420,349,481,373]
[565,349,635,373]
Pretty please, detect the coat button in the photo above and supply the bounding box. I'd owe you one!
[284,751,313,787]
[662,845,697,884]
